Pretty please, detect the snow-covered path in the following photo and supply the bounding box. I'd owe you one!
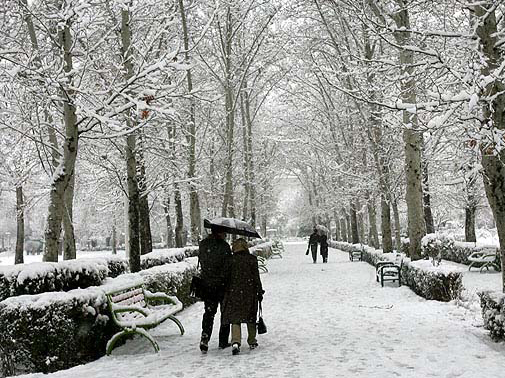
[22,242,504,378]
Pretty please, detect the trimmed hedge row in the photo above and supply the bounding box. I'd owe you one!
[329,241,463,302]
[478,291,505,341]
[0,248,200,302]
[403,234,502,269]
[0,259,198,377]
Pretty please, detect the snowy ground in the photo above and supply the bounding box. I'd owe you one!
[18,242,504,378]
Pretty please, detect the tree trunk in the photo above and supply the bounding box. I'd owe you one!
[465,205,477,243]
[261,216,267,240]
[63,172,76,260]
[340,217,348,243]
[111,225,117,255]
[121,5,140,272]
[43,17,78,262]
[240,93,250,221]
[334,210,340,241]
[174,183,184,248]
[356,198,365,244]
[221,7,235,218]
[474,3,505,292]
[422,160,435,234]
[163,188,174,248]
[392,198,402,252]
[15,185,24,264]
[350,200,359,244]
[367,194,379,249]
[179,0,201,244]
[393,1,426,260]
[381,196,393,253]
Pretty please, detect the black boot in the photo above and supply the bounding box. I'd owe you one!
[200,334,209,353]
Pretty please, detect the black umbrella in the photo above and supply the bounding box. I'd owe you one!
[204,217,261,238]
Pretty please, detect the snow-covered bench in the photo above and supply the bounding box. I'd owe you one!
[349,249,362,261]
[257,255,268,273]
[376,254,403,287]
[468,249,500,273]
[105,283,184,355]
[270,241,284,259]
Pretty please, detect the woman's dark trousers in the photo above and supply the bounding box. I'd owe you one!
[310,244,318,263]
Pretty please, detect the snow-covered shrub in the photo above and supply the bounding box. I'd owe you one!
[0,259,109,301]
[103,256,130,278]
[329,240,463,301]
[140,247,198,269]
[421,233,455,266]
[400,260,462,301]
[478,291,505,341]
[250,241,273,259]
[0,260,197,376]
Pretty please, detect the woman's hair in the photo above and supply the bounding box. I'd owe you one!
[232,238,249,253]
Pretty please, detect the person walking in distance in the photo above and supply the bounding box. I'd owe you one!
[222,238,264,355]
[198,226,232,353]
[319,230,329,263]
[306,228,320,263]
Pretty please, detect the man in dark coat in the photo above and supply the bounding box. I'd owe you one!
[307,228,320,263]
[319,231,329,263]
[222,238,264,355]
[198,226,232,353]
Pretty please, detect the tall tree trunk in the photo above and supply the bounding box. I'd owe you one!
[121,5,140,272]
[15,185,24,264]
[393,1,426,260]
[111,225,117,255]
[350,200,359,244]
[43,15,78,262]
[63,172,76,260]
[392,198,402,252]
[174,183,184,248]
[381,196,393,252]
[163,188,174,248]
[333,210,341,241]
[137,138,152,255]
[356,198,365,244]
[367,193,379,249]
[221,7,235,218]
[474,3,505,292]
[179,0,201,243]
[422,159,435,234]
[340,217,348,243]
[240,93,250,221]
[465,175,477,243]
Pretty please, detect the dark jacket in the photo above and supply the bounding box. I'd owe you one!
[320,234,328,256]
[221,250,263,325]
[198,235,232,297]
[308,232,320,246]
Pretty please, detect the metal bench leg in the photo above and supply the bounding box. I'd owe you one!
[168,315,185,335]
[106,328,160,355]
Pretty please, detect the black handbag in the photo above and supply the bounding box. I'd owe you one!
[257,302,267,334]
[190,259,206,300]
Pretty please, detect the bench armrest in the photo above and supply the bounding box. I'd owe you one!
[144,290,178,306]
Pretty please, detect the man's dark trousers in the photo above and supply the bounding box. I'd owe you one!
[202,298,230,346]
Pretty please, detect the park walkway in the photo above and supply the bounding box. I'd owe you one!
[22,242,505,378]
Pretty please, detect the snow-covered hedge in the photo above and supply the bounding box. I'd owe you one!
[0,259,111,302]
[478,291,505,341]
[0,259,198,376]
[250,241,273,259]
[329,241,463,302]
[140,246,199,269]
[420,233,501,268]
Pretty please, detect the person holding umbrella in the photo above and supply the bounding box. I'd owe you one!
[198,217,261,353]
[306,227,320,263]
[221,238,264,355]
[198,226,232,353]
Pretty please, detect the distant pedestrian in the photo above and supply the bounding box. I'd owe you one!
[198,227,232,353]
[222,238,264,355]
[319,231,328,263]
[306,228,320,263]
